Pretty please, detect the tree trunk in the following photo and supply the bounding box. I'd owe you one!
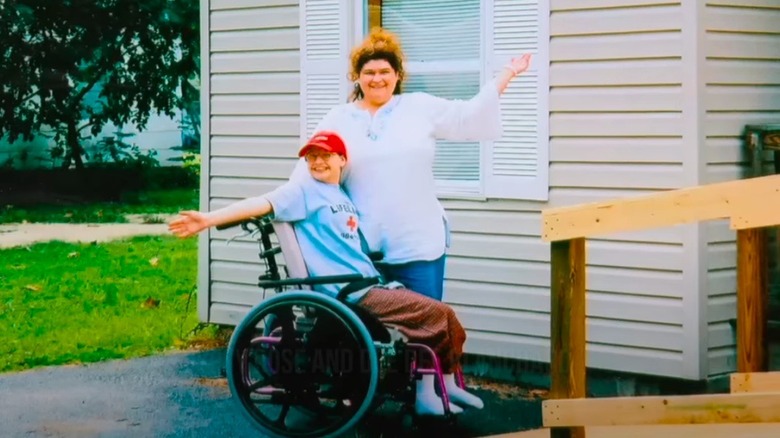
[67,119,84,169]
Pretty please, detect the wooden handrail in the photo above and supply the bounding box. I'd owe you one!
[541,174,780,242]
[542,175,773,438]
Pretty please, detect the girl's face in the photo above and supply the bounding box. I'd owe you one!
[305,148,346,184]
[358,59,399,107]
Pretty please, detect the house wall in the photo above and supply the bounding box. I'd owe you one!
[202,0,302,324]
[0,83,185,169]
[0,114,185,169]
[703,0,780,376]
[202,0,709,379]
[0,116,182,169]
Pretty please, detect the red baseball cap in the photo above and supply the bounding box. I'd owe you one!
[298,131,348,160]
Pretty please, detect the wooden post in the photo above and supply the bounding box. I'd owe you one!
[736,228,769,373]
[550,238,587,438]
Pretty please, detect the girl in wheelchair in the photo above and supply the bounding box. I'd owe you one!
[169,131,484,418]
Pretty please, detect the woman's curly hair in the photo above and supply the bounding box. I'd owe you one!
[348,27,406,102]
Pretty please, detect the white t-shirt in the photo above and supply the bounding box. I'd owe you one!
[291,79,504,265]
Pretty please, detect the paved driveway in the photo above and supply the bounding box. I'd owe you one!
[0,349,542,438]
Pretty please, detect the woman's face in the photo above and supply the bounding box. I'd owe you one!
[358,59,399,107]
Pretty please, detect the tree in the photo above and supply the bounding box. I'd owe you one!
[0,0,199,169]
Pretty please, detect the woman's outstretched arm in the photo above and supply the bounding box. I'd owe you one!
[420,53,532,142]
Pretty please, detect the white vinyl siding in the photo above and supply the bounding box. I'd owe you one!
[703,0,780,376]
[203,0,302,325]
[500,0,691,378]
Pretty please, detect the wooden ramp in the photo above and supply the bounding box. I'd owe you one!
[537,175,780,437]
[484,424,780,438]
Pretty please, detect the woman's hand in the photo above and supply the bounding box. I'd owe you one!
[496,53,533,95]
[506,53,532,77]
[168,211,211,238]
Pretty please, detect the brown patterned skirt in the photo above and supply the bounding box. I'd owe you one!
[357,287,466,373]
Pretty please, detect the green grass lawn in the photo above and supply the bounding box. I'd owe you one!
[0,188,199,224]
[0,234,226,374]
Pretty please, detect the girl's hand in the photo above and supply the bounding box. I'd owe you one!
[506,53,532,76]
[168,211,210,238]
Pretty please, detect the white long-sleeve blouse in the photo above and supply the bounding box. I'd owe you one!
[291,78,504,265]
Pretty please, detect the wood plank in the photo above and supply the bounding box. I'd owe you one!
[733,198,780,230]
[483,423,780,438]
[541,174,780,242]
[542,392,780,427]
[737,229,769,373]
[550,238,587,438]
[731,372,780,393]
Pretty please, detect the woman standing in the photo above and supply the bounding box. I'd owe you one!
[291,27,532,301]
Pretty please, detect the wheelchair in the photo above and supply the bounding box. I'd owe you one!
[219,216,468,438]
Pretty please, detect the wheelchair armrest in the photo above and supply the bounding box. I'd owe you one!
[336,276,381,301]
[258,273,368,289]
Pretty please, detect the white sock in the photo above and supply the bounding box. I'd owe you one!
[415,374,463,416]
[444,373,484,409]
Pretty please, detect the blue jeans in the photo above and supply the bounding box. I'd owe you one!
[378,254,446,301]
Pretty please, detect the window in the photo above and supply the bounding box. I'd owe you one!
[378,0,482,192]
[300,0,549,201]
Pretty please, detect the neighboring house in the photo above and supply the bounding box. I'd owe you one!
[0,82,187,169]
[198,0,780,382]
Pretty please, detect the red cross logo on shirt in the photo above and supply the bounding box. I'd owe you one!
[346,215,357,232]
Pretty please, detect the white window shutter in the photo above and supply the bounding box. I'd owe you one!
[300,0,350,142]
[483,0,550,201]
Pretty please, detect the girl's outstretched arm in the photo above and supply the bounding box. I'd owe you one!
[168,196,272,238]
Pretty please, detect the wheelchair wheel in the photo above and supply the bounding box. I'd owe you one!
[226,291,379,438]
